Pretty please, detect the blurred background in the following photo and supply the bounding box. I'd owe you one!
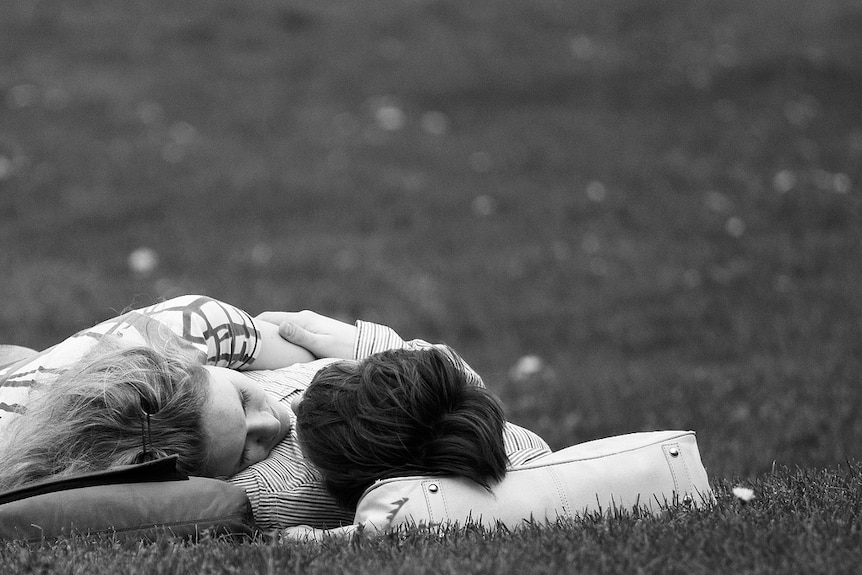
[1,0,860,479]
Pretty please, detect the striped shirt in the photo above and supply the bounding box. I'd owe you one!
[0,296,550,530]
[231,321,552,530]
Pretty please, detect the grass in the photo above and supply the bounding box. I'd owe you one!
[1,0,861,571]
[3,468,862,573]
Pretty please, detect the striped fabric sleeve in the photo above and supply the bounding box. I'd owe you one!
[353,321,407,358]
[227,427,354,530]
[250,484,354,530]
[504,423,553,467]
[352,321,485,387]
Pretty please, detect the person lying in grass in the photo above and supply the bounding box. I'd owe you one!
[272,314,520,512]
[0,295,550,530]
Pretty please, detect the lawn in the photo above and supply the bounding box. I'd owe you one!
[1,0,861,571]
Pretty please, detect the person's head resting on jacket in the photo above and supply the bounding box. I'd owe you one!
[295,345,509,509]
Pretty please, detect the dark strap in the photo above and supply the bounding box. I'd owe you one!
[0,455,187,505]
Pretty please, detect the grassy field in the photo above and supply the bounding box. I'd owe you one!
[1,0,861,571]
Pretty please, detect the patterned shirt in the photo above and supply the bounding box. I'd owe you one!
[0,296,551,529]
[0,295,259,434]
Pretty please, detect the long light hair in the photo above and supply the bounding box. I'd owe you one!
[0,337,210,491]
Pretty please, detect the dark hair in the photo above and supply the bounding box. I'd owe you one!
[296,346,508,509]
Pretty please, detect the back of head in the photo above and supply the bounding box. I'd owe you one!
[296,346,508,509]
[0,338,209,491]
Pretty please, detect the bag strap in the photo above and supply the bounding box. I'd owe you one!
[0,455,187,505]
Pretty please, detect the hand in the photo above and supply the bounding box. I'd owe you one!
[248,320,316,369]
[281,524,363,541]
[280,525,324,541]
[255,310,357,359]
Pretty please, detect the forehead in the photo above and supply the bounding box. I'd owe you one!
[200,366,246,477]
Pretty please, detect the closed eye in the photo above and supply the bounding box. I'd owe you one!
[235,386,252,471]
[239,448,251,470]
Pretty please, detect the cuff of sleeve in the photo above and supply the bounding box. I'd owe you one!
[238,314,260,369]
[353,321,406,359]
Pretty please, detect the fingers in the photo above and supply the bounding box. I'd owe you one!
[256,309,357,358]
[281,525,322,542]
[281,525,362,541]
[256,310,322,329]
[255,311,287,325]
[277,321,314,348]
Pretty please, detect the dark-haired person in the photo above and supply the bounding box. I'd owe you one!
[295,345,510,510]
[0,296,550,531]
[230,311,550,530]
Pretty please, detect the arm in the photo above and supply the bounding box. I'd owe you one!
[281,523,369,541]
[255,311,358,359]
[257,310,433,360]
[115,296,313,369]
[245,319,315,369]
[228,439,356,530]
[266,311,485,386]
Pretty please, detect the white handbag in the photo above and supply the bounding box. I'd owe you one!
[353,430,712,530]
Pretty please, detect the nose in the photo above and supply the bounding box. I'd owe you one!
[247,409,281,447]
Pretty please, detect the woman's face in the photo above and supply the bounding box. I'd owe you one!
[199,366,292,477]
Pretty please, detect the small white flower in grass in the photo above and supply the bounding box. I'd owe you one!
[732,486,755,503]
[375,103,405,132]
[832,173,851,194]
[570,35,596,60]
[772,170,796,193]
[169,121,197,146]
[250,242,273,266]
[7,84,37,108]
[585,180,606,203]
[471,195,496,217]
[0,156,12,180]
[705,190,731,213]
[128,247,159,275]
[725,216,745,238]
[510,355,544,382]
